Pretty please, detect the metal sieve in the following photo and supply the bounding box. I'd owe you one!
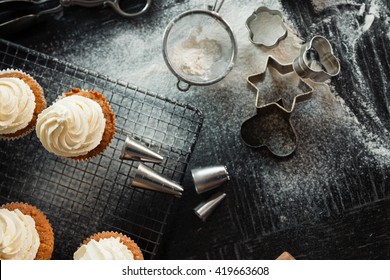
[162,0,237,91]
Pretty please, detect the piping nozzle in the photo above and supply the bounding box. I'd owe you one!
[120,135,164,164]
[194,192,227,221]
[131,163,183,197]
[191,165,230,194]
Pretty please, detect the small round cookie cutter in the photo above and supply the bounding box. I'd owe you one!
[162,0,237,92]
[293,35,340,82]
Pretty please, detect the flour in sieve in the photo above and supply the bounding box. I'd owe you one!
[171,26,222,78]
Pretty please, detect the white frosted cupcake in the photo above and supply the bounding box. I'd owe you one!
[0,202,54,260]
[0,69,46,140]
[36,88,115,161]
[74,231,143,260]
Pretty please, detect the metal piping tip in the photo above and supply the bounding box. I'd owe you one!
[194,192,227,221]
[131,163,184,196]
[120,135,164,164]
[191,165,230,194]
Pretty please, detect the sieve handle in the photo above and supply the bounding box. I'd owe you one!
[211,0,225,13]
[177,80,191,92]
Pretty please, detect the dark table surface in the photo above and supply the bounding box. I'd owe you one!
[3,0,390,259]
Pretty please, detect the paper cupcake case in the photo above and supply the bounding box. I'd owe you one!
[0,68,47,141]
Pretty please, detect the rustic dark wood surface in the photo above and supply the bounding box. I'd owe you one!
[3,0,390,259]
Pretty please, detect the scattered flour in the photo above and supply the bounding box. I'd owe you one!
[309,0,390,167]
[311,0,381,34]
[46,0,390,165]
[358,3,366,16]
[311,0,360,12]
[386,17,390,38]
[362,0,381,31]
[324,0,381,57]
[171,26,222,77]
[57,0,389,171]
[368,0,381,16]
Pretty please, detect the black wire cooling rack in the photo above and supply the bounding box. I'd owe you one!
[0,39,203,259]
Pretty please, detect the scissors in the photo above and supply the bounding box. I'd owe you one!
[0,0,152,35]
[59,0,152,18]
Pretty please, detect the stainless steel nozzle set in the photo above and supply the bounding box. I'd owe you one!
[120,135,229,220]
[241,7,341,157]
[191,165,230,221]
[119,135,185,196]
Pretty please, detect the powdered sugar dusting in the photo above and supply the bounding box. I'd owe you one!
[311,0,360,12]
[312,0,381,32]
[171,26,222,77]
[49,0,389,170]
[362,1,380,31]
[359,3,366,16]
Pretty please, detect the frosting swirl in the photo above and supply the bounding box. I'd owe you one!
[36,95,106,157]
[74,237,134,260]
[0,77,36,135]
[0,209,40,260]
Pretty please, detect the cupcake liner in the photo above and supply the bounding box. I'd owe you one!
[1,202,54,260]
[79,231,144,260]
[0,130,34,141]
[44,88,116,162]
[0,68,47,141]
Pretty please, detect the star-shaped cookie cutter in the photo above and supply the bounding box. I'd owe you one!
[247,56,313,113]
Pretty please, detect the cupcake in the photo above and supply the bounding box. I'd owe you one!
[36,88,115,161]
[0,202,54,260]
[0,69,46,140]
[74,231,143,260]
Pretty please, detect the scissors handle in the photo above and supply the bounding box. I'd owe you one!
[60,0,152,17]
[0,0,48,3]
[60,0,102,8]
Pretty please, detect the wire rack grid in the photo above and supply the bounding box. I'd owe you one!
[0,39,203,259]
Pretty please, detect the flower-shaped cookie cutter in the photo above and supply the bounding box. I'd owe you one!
[245,6,288,48]
[247,56,313,113]
[293,35,340,82]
